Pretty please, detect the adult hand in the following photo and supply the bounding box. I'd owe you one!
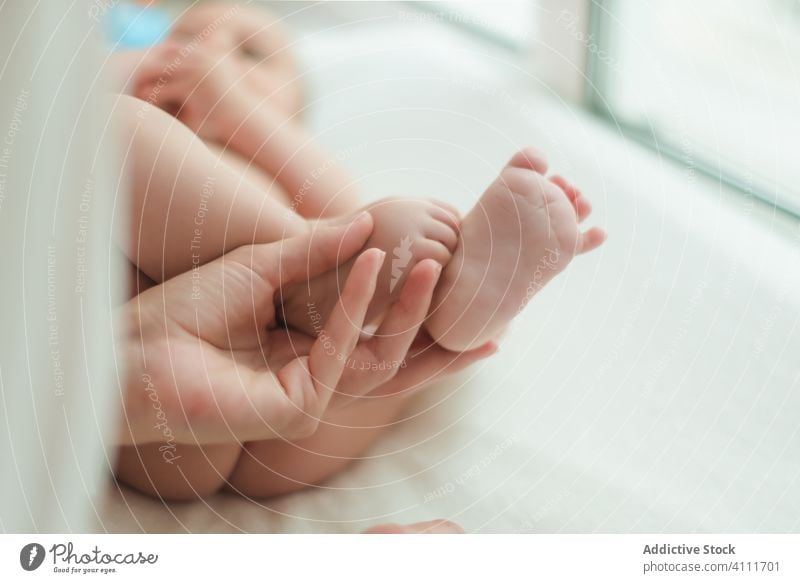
[262,266,498,409]
[119,213,496,448]
[119,214,381,445]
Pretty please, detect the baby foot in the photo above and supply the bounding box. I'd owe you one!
[280,197,460,337]
[425,148,606,351]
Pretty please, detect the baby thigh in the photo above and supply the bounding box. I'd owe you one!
[227,394,410,498]
[115,442,241,501]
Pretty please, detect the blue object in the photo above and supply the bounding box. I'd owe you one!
[106,4,172,50]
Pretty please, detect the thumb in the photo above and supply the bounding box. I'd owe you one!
[245,212,373,288]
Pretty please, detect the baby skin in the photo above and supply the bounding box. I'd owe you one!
[115,99,604,501]
[113,6,605,499]
[123,5,605,352]
[281,147,605,353]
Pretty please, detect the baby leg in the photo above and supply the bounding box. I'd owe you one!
[114,95,309,282]
[115,395,406,501]
[227,393,411,498]
[115,442,241,501]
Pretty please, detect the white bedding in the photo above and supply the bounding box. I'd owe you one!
[100,3,800,533]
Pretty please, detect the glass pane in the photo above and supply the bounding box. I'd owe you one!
[595,0,800,213]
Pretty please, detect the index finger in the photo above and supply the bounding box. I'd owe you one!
[308,248,385,407]
[268,212,374,288]
[338,258,442,400]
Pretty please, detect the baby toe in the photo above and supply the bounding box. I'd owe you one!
[496,165,550,203]
[574,196,592,221]
[576,227,607,255]
[507,147,549,174]
[425,217,459,252]
[550,175,592,221]
[429,201,461,231]
[417,237,454,268]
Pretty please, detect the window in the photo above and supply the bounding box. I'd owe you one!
[588,0,800,216]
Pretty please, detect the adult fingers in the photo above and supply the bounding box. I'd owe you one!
[307,248,385,408]
[242,212,374,288]
[341,259,442,396]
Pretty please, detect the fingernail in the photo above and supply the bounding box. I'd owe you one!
[374,249,387,264]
